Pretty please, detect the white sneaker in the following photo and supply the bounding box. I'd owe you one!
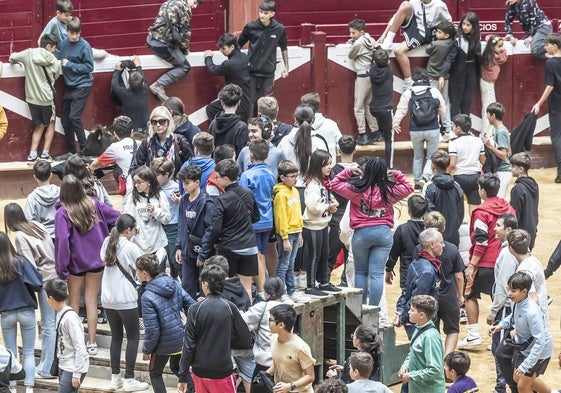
[280,294,294,305]
[123,378,149,392]
[86,341,98,356]
[290,292,311,303]
[109,374,123,391]
[295,274,307,289]
[457,336,482,348]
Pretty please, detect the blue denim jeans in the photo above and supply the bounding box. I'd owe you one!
[276,233,300,296]
[36,289,56,377]
[57,370,86,393]
[1,307,36,386]
[352,225,393,305]
[410,129,440,183]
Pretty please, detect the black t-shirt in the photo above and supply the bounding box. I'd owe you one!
[545,57,561,113]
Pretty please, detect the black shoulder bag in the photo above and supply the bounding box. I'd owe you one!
[114,258,144,311]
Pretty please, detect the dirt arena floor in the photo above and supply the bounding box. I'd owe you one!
[382,167,561,391]
[0,167,560,391]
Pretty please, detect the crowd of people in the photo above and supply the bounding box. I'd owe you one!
[0,0,561,392]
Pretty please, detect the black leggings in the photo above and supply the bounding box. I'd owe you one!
[105,308,140,379]
[303,227,329,288]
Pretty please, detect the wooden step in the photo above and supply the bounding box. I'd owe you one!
[23,376,178,393]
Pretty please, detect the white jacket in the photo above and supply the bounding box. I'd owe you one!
[100,237,143,310]
[122,190,171,254]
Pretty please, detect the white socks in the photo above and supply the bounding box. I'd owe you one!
[467,323,480,338]
[383,32,396,45]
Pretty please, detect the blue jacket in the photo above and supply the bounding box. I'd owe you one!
[0,257,42,313]
[178,156,215,194]
[58,38,94,88]
[174,119,200,149]
[396,257,440,325]
[141,274,195,355]
[239,162,275,232]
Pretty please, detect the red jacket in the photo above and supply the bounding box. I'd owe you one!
[469,196,515,268]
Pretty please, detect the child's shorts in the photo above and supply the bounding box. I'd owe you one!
[29,103,55,127]
[220,249,259,277]
[514,352,550,377]
[454,173,482,205]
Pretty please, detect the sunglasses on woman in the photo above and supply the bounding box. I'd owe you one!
[150,119,169,126]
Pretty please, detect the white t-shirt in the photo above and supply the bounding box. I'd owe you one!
[517,256,548,317]
[96,138,135,177]
[448,134,484,175]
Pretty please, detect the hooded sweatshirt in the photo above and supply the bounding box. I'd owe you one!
[331,168,414,230]
[312,113,342,160]
[208,113,249,156]
[122,190,171,254]
[54,199,120,280]
[423,173,464,246]
[469,196,516,268]
[25,184,60,238]
[273,183,303,240]
[510,176,539,249]
[14,222,58,282]
[179,156,216,194]
[239,162,275,232]
[369,63,394,112]
[9,47,61,106]
[348,32,375,73]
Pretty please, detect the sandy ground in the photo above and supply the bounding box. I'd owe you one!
[382,167,561,391]
[1,168,560,391]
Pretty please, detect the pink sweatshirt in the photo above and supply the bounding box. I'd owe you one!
[481,48,508,83]
[331,168,413,230]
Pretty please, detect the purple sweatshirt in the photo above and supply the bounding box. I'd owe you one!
[55,198,120,279]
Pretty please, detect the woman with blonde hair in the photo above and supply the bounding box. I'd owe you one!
[129,106,192,177]
[54,175,120,356]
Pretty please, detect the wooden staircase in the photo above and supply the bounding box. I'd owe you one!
[20,288,409,391]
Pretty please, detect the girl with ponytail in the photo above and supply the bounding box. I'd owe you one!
[100,214,148,392]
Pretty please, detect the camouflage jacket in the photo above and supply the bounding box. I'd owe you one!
[148,0,192,52]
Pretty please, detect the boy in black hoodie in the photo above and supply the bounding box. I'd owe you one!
[369,49,394,165]
[198,159,260,302]
[422,149,464,246]
[509,152,539,250]
[204,33,251,122]
[208,84,249,156]
[385,195,428,289]
[178,264,252,393]
[238,0,289,116]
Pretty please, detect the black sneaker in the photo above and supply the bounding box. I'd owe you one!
[357,134,369,146]
[414,184,422,192]
[26,155,38,165]
[304,287,329,298]
[320,283,342,293]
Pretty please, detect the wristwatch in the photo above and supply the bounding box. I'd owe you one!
[290,382,296,391]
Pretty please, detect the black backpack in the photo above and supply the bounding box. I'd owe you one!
[408,87,440,126]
